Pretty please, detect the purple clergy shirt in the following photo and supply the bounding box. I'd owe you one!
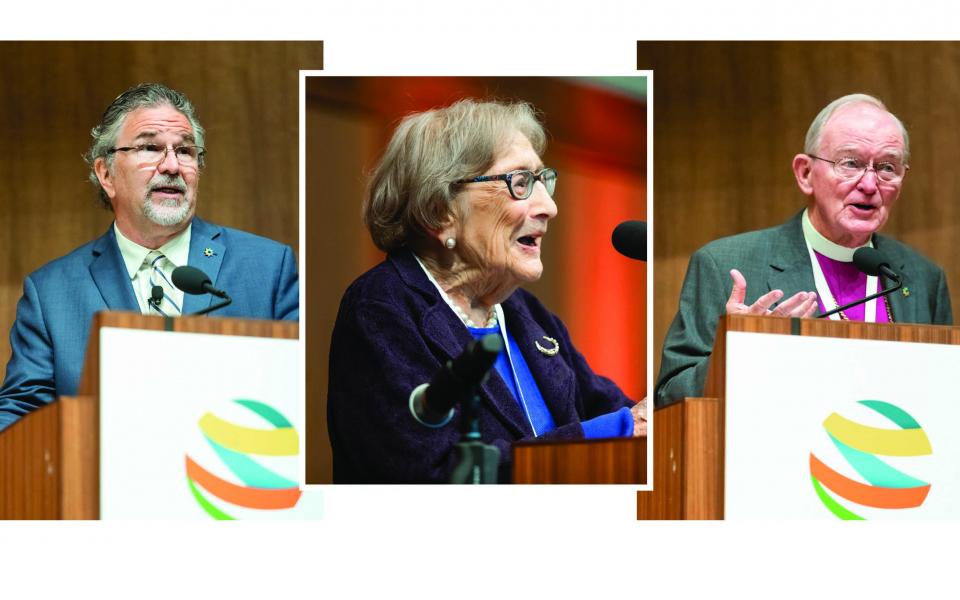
[814,251,891,322]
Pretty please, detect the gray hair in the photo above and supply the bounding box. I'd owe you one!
[804,93,910,163]
[363,99,547,252]
[84,83,206,209]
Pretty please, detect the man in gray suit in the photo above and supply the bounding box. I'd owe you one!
[656,93,953,407]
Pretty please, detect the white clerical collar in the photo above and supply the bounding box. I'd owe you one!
[801,208,872,262]
[114,222,192,280]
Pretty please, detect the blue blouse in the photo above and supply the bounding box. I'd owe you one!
[467,324,632,439]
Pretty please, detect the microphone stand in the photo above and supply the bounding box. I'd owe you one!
[449,383,501,484]
[817,276,902,319]
[189,294,232,317]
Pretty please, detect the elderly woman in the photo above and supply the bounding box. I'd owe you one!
[327,99,645,483]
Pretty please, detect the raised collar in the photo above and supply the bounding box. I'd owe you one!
[801,208,872,262]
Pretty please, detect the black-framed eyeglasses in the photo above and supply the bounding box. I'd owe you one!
[108,143,206,168]
[454,168,558,200]
[807,154,908,183]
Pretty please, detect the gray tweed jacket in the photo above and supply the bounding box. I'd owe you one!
[655,211,953,407]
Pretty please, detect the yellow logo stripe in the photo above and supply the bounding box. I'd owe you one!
[823,413,932,456]
[198,412,299,456]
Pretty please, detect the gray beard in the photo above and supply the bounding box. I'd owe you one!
[142,192,192,227]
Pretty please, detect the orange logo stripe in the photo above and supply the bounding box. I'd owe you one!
[185,455,301,510]
[809,453,929,509]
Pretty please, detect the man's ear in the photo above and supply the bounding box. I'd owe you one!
[94,157,117,200]
[792,153,815,195]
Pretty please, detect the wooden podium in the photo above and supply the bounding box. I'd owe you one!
[637,314,960,519]
[513,436,647,484]
[0,312,296,520]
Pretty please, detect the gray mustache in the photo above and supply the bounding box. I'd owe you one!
[148,175,187,192]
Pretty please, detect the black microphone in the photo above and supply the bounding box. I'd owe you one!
[149,285,164,311]
[612,220,647,261]
[410,334,504,427]
[171,265,233,316]
[172,266,228,298]
[853,247,901,282]
[817,247,902,319]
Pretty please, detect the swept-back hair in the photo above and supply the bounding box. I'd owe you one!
[84,83,205,209]
[804,93,910,163]
[364,99,546,252]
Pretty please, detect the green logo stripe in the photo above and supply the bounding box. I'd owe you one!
[235,399,293,428]
[187,399,302,520]
[859,400,922,429]
[811,475,863,520]
[204,434,298,489]
[187,476,235,520]
[828,433,929,489]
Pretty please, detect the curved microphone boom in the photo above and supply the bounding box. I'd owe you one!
[612,220,647,261]
[817,247,902,319]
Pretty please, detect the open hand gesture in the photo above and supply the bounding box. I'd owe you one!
[725,269,818,318]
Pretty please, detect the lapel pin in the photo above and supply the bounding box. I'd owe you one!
[203,247,215,257]
[535,335,559,356]
[902,286,911,297]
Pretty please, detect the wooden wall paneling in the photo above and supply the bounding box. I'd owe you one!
[0,41,322,383]
[0,44,320,512]
[639,41,960,380]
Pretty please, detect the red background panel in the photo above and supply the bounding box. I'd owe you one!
[305,76,647,482]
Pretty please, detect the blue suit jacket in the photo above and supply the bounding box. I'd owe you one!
[327,249,634,483]
[0,217,299,431]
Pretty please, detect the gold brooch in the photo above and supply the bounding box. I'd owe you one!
[203,247,215,257]
[535,336,559,356]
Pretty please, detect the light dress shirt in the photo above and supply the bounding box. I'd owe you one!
[113,222,191,315]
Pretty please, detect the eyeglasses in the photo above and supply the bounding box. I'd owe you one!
[807,154,908,183]
[454,168,558,200]
[108,144,205,168]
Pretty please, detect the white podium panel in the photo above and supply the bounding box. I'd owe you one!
[99,327,322,519]
[725,331,960,520]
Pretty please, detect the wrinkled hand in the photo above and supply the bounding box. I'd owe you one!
[631,398,647,437]
[725,269,818,318]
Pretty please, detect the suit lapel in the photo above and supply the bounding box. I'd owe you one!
[391,251,533,437]
[766,213,818,300]
[501,297,579,427]
[182,218,225,315]
[875,236,913,323]
[768,214,914,322]
[89,226,140,311]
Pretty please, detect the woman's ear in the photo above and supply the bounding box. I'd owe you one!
[424,219,458,250]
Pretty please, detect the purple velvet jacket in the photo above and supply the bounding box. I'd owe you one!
[327,250,635,483]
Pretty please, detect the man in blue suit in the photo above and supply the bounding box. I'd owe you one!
[0,83,298,432]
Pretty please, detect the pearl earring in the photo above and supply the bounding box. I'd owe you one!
[445,238,456,249]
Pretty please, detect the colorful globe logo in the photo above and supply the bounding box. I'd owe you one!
[184,399,302,520]
[810,400,932,520]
